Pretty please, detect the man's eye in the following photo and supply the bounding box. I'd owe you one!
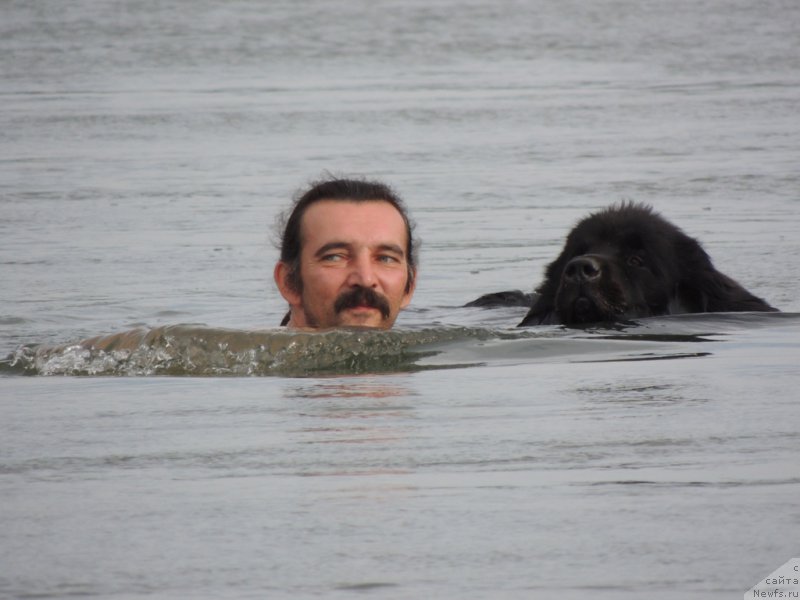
[322,253,345,262]
[378,255,401,264]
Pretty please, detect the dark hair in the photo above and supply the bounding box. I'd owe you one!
[279,177,417,293]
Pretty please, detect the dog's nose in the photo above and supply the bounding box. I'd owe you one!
[564,256,602,282]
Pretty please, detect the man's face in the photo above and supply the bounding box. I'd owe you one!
[275,199,416,329]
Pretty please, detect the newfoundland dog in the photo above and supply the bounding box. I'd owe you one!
[467,202,777,326]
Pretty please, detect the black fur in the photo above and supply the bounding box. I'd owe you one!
[469,203,777,326]
[464,290,536,308]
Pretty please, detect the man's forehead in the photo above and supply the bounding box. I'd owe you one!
[302,198,404,217]
[300,199,408,245]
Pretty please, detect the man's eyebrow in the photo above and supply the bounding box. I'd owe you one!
[314,241,352,258]
[313,242,406,258]
[376,243,405,257]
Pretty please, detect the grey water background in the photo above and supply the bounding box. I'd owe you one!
[2,0,800,597]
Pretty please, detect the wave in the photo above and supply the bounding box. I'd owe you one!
[2,313,797,377]
[0,324,492,377]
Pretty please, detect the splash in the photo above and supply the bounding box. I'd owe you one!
[1,325,491,377]
[4,313,794,377]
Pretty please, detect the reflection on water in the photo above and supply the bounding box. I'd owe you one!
[284,379,419,480]
[574,380,703,409]
[285,379,415,400]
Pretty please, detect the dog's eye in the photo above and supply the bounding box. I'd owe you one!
[627,255,644,267]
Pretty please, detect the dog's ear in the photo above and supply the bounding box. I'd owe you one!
[674,234,776,313]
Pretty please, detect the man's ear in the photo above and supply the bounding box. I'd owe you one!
[401,268,417,309]
[274,262,301,306]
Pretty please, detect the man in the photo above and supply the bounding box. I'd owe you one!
[274,177,418,329]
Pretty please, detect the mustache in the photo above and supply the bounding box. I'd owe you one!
[334,287,391,319]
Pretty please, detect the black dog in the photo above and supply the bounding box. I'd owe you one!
[467,202,777,326]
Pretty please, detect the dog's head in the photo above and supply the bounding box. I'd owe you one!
[522,203,697,325]
[518,202,776,326]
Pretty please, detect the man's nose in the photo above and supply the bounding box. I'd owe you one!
[346,253,377,287]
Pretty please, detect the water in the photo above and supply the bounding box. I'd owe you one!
[2,0,800,598]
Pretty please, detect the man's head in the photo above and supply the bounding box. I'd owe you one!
[274,177,417,329]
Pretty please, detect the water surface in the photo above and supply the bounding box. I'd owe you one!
[2,0,799,598]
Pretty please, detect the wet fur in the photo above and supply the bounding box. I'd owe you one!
[469,203,777,326]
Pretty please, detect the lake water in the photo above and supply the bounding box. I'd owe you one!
[2,0,799,598]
